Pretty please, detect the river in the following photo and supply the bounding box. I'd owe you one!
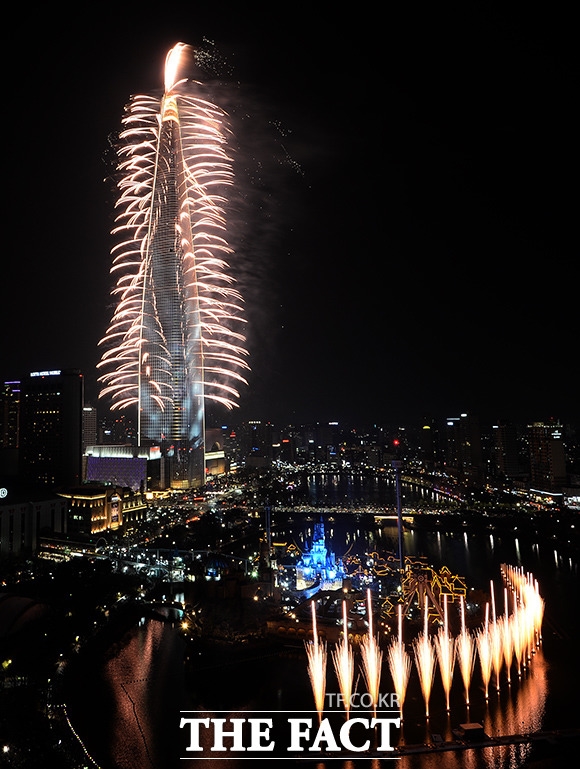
[63,476,579,768]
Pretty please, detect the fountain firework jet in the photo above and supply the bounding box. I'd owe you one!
[490,579,497,623]
[502,564,544,652]
[455,596,475,706]
[331,601,354,718]
[501,587,514,685]
[305,601,327,723]
[97,42,249,487]
[511,591,525,677]
[434,594,455,711]
[489,618,504,693]
[487,579,504,692]
[503,565,545,671]
[387,604,411,717]
[476,604,493,700]
[533,578,545,645]
[360,589,382,717]
[413,599,436,718]
[501,613,514,685]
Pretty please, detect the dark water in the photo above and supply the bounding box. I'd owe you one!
[63,478,580,768]
[304,471,442,508]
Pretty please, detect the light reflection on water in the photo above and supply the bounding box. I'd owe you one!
[66,618,187,769]
[68,605,554,769]
[64,483,578,769]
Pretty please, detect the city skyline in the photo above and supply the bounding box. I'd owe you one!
[4,7,577,429]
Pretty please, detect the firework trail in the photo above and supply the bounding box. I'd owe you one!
[488,581,504,693]
[360,589,382,718]
[387,604,411,718]
[511,590,525,677]
[503,564,545,653]
[455,595,475,706]
[489,618,504,693]
[501,587,514,685]
[331,601,354,718]
[434,594,455,711]
[532,578,545,646]
[413,599,436,718]
[476,603,493,701]
[305,601,327,723]
[501,613,514,685]
[98,42,249,457]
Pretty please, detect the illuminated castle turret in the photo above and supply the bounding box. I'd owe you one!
[295,518,346,592]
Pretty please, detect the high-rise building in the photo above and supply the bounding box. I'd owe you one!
[0,380,21,479]
[240,420,275,467]
[491,420,526,484]
[19,369,84,488]
[529,420,567,493]
[97,43,248,490]
[82,405,98,452]
[418,416,440,470]
[443,412,484,485]
[0,380,20,449]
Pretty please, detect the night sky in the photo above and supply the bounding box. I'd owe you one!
[5,5,577,429]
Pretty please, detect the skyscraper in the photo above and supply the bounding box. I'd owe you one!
[0,380,21,480]
[19,369,84,488]
[444,412,484,486]
[529,420,567,493]
[0,380,20,450]
[98,43,249,489]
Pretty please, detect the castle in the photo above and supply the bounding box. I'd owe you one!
[295,518,346,593]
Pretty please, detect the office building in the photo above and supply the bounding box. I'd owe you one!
[444,412,484,485]
[529,420,567,494]
[19,369,84,489]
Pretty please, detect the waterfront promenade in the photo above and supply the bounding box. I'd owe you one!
[393,727,578,755]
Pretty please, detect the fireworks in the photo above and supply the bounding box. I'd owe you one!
[387,604,411,716]
[331,601,354,718]
[434,595,455,712]
[501,612,514,685]
[476,604,493,700]
[98,42,248,471]
[455,596,475,706]
[302,564,545,730]
[360,589,383,717]
[305,601,327,723]
[413,599,436,718]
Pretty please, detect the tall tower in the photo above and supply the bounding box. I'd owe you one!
[0,380,20,449]
[491,420,526,484]
[444,412,484,485]
[98,44,249,489]
[529,420,567,493]
[0,380,21,480]
[19,369,84,488]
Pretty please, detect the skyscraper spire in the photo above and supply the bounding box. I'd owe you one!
[97,43,249,488]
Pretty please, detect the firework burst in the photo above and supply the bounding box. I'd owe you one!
[331,601,354,718]
[305,601,327,723]
[387,604,411,717]
[360,589,383,718]
[434,595,455,712]
[413,600,436,718]
[98,43,249,462]
[455,596,475,706]
[476,604,493,700]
